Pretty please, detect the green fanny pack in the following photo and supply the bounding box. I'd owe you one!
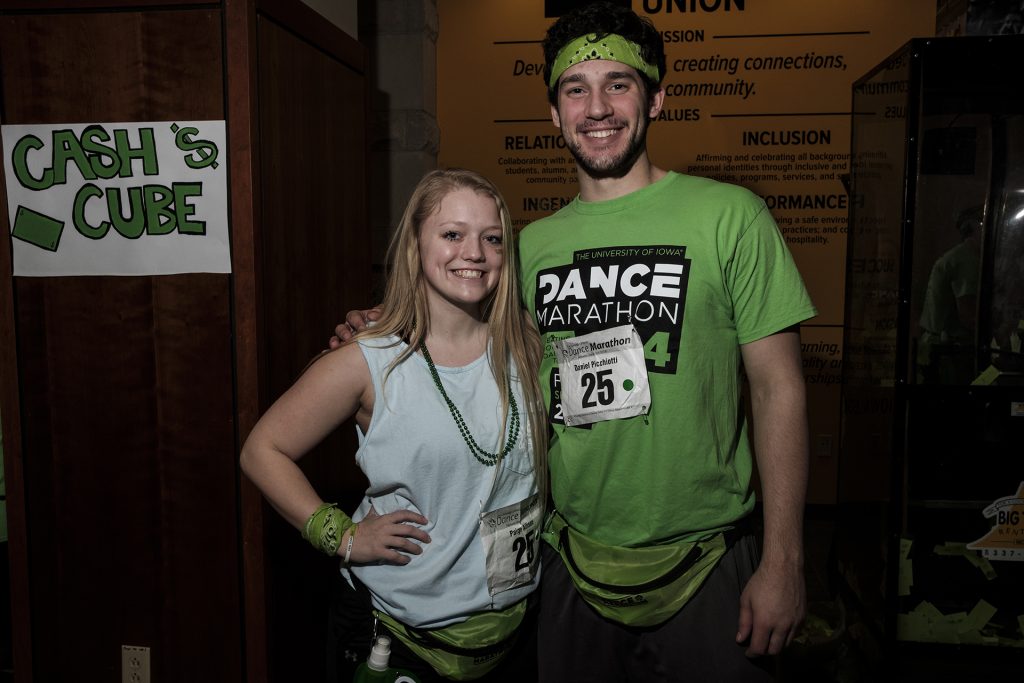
[375,599,527,681]
[543,510,732,627]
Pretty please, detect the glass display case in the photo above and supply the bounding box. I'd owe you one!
[838,34,1024,662]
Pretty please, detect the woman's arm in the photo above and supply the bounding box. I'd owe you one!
[240,344,430,564]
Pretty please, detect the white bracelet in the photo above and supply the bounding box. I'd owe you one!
[343,524,358,564]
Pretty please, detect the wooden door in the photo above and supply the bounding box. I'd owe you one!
[0,5,241,681]
[239,4,371,681]
[0,1,370,681]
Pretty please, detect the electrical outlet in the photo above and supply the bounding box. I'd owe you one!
[121,645,150,683]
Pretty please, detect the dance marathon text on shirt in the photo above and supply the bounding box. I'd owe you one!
[535,245,686,428]
[536,245,690,375]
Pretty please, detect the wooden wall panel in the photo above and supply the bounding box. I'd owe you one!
[254,12,370,683]
[0,8,241,682]
[1,2,371,681]
[223,0,269,679]
[150,275,239,681]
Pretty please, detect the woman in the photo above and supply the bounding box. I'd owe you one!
[240,169,546,682]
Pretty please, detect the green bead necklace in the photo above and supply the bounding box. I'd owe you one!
[420,341,520,467]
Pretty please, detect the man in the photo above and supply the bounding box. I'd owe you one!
[517,4,815,680]
[336,3,815,680]
[916,206,983,384]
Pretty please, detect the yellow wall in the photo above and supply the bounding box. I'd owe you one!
[437,0,936,502]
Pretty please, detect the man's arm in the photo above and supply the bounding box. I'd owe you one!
[735,325,808,656]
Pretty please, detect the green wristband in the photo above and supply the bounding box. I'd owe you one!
[301,502,354,556]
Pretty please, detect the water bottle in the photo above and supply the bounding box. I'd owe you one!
[352,634,419,683]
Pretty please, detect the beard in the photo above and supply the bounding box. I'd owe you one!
[564,117,650,179]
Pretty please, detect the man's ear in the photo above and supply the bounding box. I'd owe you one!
[648,87,665,119]
[550,103,561,129]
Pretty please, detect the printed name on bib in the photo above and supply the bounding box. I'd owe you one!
[553,325,651,426]
[479,494,541,595]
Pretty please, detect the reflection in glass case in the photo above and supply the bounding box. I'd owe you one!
[837,35,1024,668]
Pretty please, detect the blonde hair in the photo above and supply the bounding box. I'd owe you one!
[357,168,548,495]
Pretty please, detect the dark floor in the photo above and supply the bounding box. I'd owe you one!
[0,511,1020,682]
[777,508,1024,682]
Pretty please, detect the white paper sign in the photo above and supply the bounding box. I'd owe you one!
[553,324,652,426]
[479,493,541,596]
[2,120,230,276]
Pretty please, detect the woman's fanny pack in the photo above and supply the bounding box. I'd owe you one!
[543,510,734,627]
[374,598,527,681]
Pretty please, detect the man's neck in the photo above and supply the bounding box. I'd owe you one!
[577,155,668,202]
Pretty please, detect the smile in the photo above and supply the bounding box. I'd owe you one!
[452,269,484,279]
[585,129,617,138]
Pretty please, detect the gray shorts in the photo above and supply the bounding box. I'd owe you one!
[537,532,776,683]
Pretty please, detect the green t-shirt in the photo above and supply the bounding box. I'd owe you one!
[519,172,816,546]
[919,239,980,341]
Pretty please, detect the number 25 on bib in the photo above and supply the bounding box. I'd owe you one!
[553,324,651,427]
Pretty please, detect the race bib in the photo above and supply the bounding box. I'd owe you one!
[479,494,541,596]
[553,324,651,426]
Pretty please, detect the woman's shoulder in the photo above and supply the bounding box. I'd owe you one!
[354,333,405,351]
[300,341,370,382]
[353,334,411,366]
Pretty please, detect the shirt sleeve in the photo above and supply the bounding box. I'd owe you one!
[726,200,818,345]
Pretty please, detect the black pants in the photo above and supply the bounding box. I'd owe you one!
[536,534,776,683]
[326,571,539,682]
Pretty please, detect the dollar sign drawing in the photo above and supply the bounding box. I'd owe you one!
[171,123,219,170]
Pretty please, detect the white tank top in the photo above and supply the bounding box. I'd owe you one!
[347,335,539,628]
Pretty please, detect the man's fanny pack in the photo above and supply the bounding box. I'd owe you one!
[544,510,733,627]
[375,599,527,681]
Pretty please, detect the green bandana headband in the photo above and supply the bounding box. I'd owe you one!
[548,33,660,89]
